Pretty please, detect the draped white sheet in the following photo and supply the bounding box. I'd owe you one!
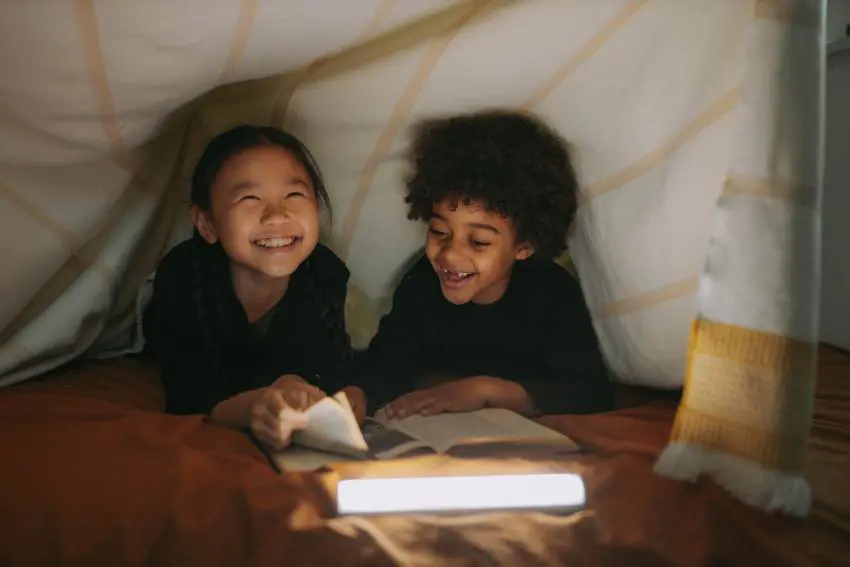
[0,0,826,516]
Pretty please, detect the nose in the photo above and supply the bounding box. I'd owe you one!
[261,201,291,224]
[438,237,464,264]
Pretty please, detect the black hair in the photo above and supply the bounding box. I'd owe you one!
[404,109,578,261]
[189,124,351,387]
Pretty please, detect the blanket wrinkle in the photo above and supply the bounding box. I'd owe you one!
[0,346,848,566]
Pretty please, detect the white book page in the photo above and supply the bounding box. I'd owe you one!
[290,392,369,456]
[388,408,576,453]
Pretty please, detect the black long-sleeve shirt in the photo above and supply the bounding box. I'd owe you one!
[355,254,614,416]
[142,239,350,415]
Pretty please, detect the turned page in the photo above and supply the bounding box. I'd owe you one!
[289,392,369,457]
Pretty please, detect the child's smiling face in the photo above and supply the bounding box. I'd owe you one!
[192,145,321,284]
[425,198,533,305]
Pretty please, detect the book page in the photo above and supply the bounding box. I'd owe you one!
[361,419,436,460]
[290,392,369,457]
[270,446,362,472]
[388,408,578,454]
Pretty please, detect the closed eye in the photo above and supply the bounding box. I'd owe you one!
[471,240,491,248]
[428,227,448,238]
[238,194,260,202]
[287,190,307,199]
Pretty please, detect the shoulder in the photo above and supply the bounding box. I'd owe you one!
[157,238,197,274]
[401,253,434,282]
[304,243,350,298]
[397,253,439,294]
[381,253,439,312]
[513,258,587,310]
[152,239,199,297]
[144,239,200,343]
[308,243,350,282]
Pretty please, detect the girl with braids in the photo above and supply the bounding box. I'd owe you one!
[143,125,365,451]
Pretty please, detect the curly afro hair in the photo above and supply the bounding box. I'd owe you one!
[404,109,578,261]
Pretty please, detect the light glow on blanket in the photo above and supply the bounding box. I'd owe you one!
[337,473,585,515]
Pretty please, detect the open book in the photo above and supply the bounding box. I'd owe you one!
[271,391,580,472]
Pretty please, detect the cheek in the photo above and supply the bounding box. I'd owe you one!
[297,203,321,234]
[475,249,512,279]
[214,209,248,236]
[425,236,440,257]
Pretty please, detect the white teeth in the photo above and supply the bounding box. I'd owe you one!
[256,237,295,248]
[443,268,472,278]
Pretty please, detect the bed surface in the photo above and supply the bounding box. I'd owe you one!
[0,347,848,566]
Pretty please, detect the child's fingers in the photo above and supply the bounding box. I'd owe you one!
[282,389,311,411]
[264,389,289,415]
[420,399,447,416]
[291,387,324,409]
[252,408,308,450]
[305,387,326,406]
[386,395,416,418]
[260,408,291,433]
[279,407,309,430]
[278,383,326,411]
[393,393,436,418]
[385,397,408,419]
[280,389,300,409]
[252,423,290,451]
[251,391,285,429]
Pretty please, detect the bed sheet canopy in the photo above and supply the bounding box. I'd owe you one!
[0,0,825,516]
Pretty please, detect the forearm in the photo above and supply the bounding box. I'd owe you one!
[479,377,537,416]
[208,388,266,429]
[472,365,613,416]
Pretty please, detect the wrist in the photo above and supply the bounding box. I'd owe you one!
[473,376,534,414]
[210,388,267,429]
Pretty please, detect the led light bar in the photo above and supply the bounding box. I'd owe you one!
[337,473,585,515]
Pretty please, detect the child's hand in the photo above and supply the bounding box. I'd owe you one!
[340,385,367,425]
[272,374,326,411]
[386,377,533,418]
[385,377,494,419]
[249,388,309,450]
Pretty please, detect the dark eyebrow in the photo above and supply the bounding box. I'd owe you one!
[430,213,499,234]
[468,223,500,234]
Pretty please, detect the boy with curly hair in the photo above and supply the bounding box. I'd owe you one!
[357,110,613,418]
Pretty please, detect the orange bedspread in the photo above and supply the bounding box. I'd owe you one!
[0,348,848,566]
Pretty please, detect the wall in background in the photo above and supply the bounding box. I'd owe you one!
[822,0,850,350]
[828,0,850,42]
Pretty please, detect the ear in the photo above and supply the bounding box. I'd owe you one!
[515,243,535,261]
[191,205,218,244]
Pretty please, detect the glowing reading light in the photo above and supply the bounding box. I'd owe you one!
[337,473,585,515]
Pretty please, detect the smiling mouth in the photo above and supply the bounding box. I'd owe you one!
[440,267,477,284]
[253,236,301,249]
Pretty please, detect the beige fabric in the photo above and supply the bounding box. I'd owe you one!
[655,0,823,517]
[0,0,771,388]
[0,16,827,530]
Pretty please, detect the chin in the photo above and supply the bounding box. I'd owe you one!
[253,262,300,279]
[440,289,475,306]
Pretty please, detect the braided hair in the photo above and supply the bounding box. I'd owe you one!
[189,125,352,387]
